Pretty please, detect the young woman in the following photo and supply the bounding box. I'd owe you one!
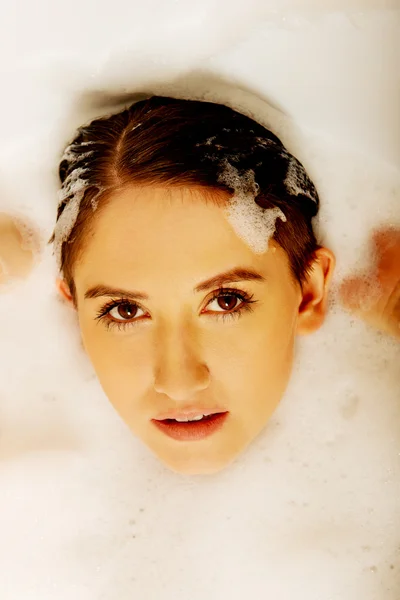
[52,95,336,474]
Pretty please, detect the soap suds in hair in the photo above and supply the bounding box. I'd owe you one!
[254,136,277,148]
[61,146,94,164]
[218,160,286,253]
[53,167,90,268]
[53,137,105,268]
[285,156,315,201]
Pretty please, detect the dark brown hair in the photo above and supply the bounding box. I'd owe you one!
[52,96,320,300]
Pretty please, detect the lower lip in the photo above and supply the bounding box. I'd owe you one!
[152,412,229,442]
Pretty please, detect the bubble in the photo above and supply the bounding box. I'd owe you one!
[340,392,360,420]
[285,156,316,201]
[61,145,94,164]
[52,163,105,269]
[217,160,286,253]
[369,565,377,573]
[52,168,90,267]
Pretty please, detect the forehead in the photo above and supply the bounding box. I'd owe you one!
[75,185,287,289]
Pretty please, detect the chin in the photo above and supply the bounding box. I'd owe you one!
[160,453,233,476]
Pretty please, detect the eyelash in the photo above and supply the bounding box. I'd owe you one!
[95,287,258,331]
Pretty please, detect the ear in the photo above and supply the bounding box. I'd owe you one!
[56,278,74,306]
[296,247,336,335]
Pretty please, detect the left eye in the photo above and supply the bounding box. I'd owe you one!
[207,294,240,312]
[108,302,144,321]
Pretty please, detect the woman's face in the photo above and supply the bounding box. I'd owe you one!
[69,186,330,474]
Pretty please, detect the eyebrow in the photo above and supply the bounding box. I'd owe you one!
[84,267,266,301]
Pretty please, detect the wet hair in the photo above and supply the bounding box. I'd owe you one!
[51,95,320,300]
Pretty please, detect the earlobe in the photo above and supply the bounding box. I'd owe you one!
[56,278,74,305]
[296,247,336,335]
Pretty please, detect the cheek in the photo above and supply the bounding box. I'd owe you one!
[224,321,295,399]
[78,315,150,415]
[221,299,298,420]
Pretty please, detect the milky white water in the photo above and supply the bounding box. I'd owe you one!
[0,2,399,599]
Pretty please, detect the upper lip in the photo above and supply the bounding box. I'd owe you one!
[153,408,227,421]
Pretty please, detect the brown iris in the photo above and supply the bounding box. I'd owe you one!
[117,303,137,320]
[217,295,237,311]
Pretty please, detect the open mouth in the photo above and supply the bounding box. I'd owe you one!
[163,413,219,423]
[152,411,229,441]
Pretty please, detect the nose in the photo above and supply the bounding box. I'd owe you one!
[153,321,210,401]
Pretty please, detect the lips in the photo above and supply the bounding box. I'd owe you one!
[152,411,229,441]
[154,408,226,421]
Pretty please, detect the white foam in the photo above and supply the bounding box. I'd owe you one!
[52,168,89,267]
[60,145,94,164]
[218,160,286,252]
[285,155,315,200]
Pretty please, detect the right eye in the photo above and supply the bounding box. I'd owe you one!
[108,302,144,322]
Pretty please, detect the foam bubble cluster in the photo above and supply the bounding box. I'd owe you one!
[218,160,286,253]
[61,143,94,165]
[284,155,316,201]
[53,138,106,269]
[52,167,90,267]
